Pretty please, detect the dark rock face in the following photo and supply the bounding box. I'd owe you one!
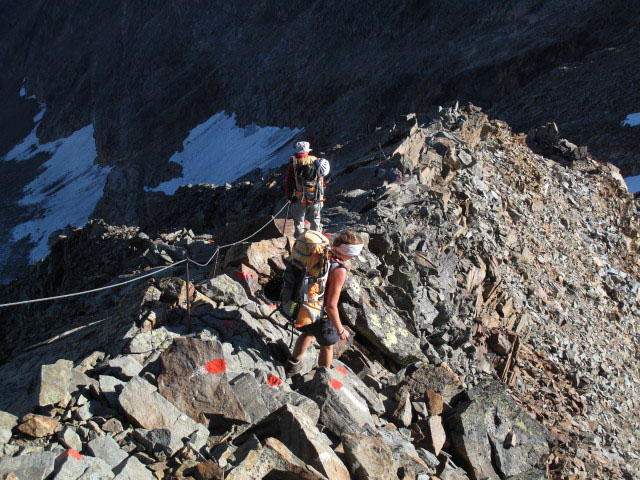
[447,379,551,480]
[1,1,638,229]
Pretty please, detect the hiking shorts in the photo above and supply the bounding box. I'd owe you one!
[298,316,339,347]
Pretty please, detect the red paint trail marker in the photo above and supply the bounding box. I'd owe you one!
[323,233,331,238]
[335,366,347,375]
[268,303,276,308]
[205,359,226,374]
[330,379,343,390]
[58,449,83,461]
[267,374,282,387]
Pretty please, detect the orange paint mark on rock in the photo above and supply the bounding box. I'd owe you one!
[268,303,276,308]
[267,374,282,387]
[335,366,348,375]
[205,359,226,374]
[58,449,83,461]
[330,379,343,390]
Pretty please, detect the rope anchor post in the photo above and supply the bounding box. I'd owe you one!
[185,260,192,332]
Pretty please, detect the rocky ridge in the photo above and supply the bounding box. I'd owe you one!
[0,106,638,479]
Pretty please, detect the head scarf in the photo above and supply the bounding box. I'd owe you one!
[333,242,364,258]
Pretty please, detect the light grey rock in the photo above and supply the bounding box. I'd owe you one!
[118,376,208,444]
[58,426,83,452]
[0,451,58,479]
[99,375,125,408]
[52,451,114,480]
[198,274,249,306]
[0,428,11,444]
[39,359,73,407]
[88,435,129,468]
[106,357,142,380]
[112,456,154,480]
[124,327,177,355]
[0,410,19,429]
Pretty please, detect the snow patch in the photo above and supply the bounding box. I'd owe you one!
[625,175,640,194]
[147,111,302,194]
[621,113,640,127]
[3,103,111,263]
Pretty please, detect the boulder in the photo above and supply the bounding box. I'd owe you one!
[278,404,350,480]
[99,375,125,408]
[52,449,113,480]
[133,428,184,461]
[106,356,142,380]
[17,414,58,438]
[396,363,464,406]
[118,376,208,447]
[353,293,424,366]
[198,274,249,307]
[156,337,250,426]
[0,411,18,430]
[57,426,83,452]
[124,327,178,355]
[88,435,129,468]
[225,437,328,480]
[38,359,73,407]
[301,367,374,437]
[448,379,551,480]
[0,452,58,479]
[112,456,154,480]
[341,433,397,480]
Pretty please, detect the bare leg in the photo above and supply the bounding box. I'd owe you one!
[291,332,314,361]
[318,345,334,368]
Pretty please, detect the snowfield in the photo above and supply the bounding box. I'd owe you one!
[147,111,302,194]
[2,103,111,263]
[621,113,640,127]
[625,175,640,194]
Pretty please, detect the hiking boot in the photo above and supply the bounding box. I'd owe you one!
[285,358,302,377]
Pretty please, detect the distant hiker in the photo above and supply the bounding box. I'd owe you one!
[284,141,330,237]
[283,230,364,376]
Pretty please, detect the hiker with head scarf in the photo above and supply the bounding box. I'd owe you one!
[285,230,364,376]
[284,141,330,238]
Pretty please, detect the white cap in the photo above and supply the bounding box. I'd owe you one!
[295,141,311,154]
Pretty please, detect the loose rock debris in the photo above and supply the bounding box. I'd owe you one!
[0,105,638,479]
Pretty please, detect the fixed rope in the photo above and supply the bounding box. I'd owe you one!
[0,200,291,309]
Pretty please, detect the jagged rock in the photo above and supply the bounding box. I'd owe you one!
[194,460,224,480]
[124,328,178,355]
[17,413,58,438]
[133,428,183,461]
[0,451,58,479]
[52,449,113,480]
[106,356,143,380]
[332,361,386,415]
[505,469,547,480]
[57,426,83,452]
[392,391,412,427]
[118,376,208,448]
[88,435,129,468]
[448,379,551,480]
[278,404,350,480]
[301,367,374,437]
[112,456,154,480]
[426,390,444,415]
[39,359,73,407]
[353,294,424,366]
[341,433,397,480]
[0,412,17,446]
[226,437,327,480]
[198,274,250,307]
[156,337,250,426]
[395,363,464,406]
[101,418,124,434]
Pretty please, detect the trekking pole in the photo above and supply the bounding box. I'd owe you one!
[185,260,192,332]
[283,202,291,237]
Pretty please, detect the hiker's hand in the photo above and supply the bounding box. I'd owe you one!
[339,329,350,341]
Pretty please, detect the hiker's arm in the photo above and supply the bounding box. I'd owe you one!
[325,267,349,340]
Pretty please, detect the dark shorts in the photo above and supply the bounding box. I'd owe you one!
[298,316,339,347]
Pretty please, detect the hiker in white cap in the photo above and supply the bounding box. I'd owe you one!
[284,141,330,238]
